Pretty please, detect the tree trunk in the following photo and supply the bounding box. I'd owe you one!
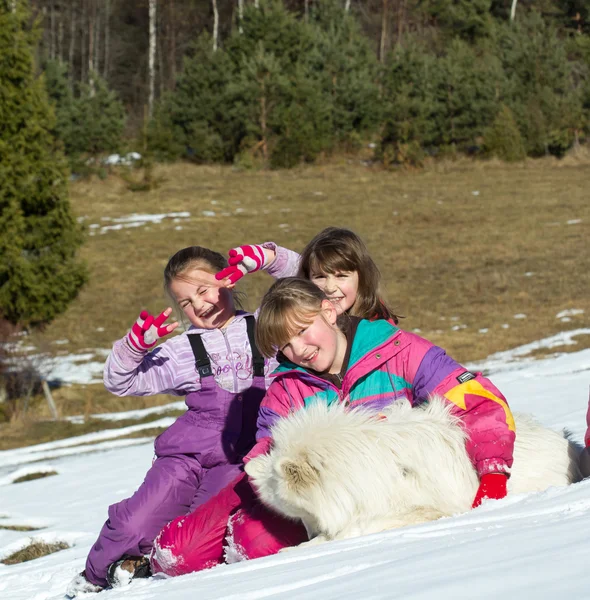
[169,0,176,88]
[396,0,405,46]
[380,0,388,62]
[304,0,309,22]
[344,0,351,13]
[104,0,110,78]
[95,10,100,75]
[510,0,517,22]
[149,0,157,117]
[58,3,64,61]
[69,2,76,85]
[212,0,219,52]
[42,380,58,421]
[238,0,243,33]
[88,0,95,94]
[158,25,165,98]
[81,0,87,83]
[50,1,55,59]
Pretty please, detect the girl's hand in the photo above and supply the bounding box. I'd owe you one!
[127,308,179,351]
[215,244,274,285]
[471,473,508,508]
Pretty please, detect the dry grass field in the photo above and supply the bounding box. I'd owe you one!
[2,155,589,448]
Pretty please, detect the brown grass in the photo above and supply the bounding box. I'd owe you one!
[13,471,57,484]
[0,409,183,451]
[0,525,42,531]
[1,540,70,565]
[2,157,589,445]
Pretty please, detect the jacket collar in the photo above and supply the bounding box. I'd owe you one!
[186,310,252,336]
[272,319,400,381]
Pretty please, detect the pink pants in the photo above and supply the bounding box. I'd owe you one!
[150,472,307,576]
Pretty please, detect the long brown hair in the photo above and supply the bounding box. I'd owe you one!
[298,227,399,323]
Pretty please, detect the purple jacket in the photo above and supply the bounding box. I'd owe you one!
[85,244,299,586]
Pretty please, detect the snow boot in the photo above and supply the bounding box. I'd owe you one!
[106,555,151,588]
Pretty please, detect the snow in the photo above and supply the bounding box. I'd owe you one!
[88,212,191,236]
[1,332,590,599]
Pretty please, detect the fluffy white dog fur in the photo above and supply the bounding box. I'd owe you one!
[245,397,582,547]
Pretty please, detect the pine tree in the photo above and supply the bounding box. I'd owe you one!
[0,0,87,328]
[483,104,526,161]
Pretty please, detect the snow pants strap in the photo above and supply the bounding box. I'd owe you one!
[187,333,213,379]
[245,315,265,377]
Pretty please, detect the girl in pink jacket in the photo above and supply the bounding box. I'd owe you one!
[151,261,514,578]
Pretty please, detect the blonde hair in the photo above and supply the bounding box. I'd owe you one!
[163,246,243,310]
[256,277,334,358]
[298,227,399,323]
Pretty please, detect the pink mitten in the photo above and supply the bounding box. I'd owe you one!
[127,309,177,352]
[215,244,268,284]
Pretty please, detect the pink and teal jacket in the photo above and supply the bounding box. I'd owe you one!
[248,319,515,478]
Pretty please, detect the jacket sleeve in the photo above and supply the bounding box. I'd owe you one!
[103,335,199,397]
[261,242,300,279]
[433,370,515,477]
[85,455,201,587]
[409,337,515,478]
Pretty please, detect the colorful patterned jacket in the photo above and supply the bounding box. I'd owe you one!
[247,319,515,478]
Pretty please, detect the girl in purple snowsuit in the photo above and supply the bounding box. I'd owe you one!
[66,243,298,597]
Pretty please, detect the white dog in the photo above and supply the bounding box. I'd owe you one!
[245,397,582,547]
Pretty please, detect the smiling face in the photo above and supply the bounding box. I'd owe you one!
[169,268,236,330]
[279,300,347,374]
[309,270,359,316]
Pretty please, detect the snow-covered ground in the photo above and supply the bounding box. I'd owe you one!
[1,332,590,600]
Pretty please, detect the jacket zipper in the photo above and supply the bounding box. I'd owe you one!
[220,327,238,393]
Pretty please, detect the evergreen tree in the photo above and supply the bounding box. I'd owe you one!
[44,61,125,160]
[483,103,526,160]
[495,12,584,155]
[440,39,503,148]
[379,39,447,161]
[0,0,87,328]
[419,0,494,42]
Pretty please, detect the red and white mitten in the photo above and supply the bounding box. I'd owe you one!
[215,244,269,284]
[127,309,177,352]
[472,473,508,508]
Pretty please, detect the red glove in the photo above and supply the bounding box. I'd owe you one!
[215,244,268,284]
[472,473,508,508]
[127,308,178,352]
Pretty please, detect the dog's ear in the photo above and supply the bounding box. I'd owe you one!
[244,456,267,480]
[277,455,320,491]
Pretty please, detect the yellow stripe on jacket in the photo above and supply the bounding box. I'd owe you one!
[444,379,515,432]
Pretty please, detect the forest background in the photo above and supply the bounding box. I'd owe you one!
[0,0,589,449]
[30,0,590,167]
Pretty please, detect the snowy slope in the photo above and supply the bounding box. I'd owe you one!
[1,332,589,600]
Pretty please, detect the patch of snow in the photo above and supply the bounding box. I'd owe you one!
[65,401,185,424]
[103,152,142,166]
[2,336,590,600]
[556,309,584,319]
